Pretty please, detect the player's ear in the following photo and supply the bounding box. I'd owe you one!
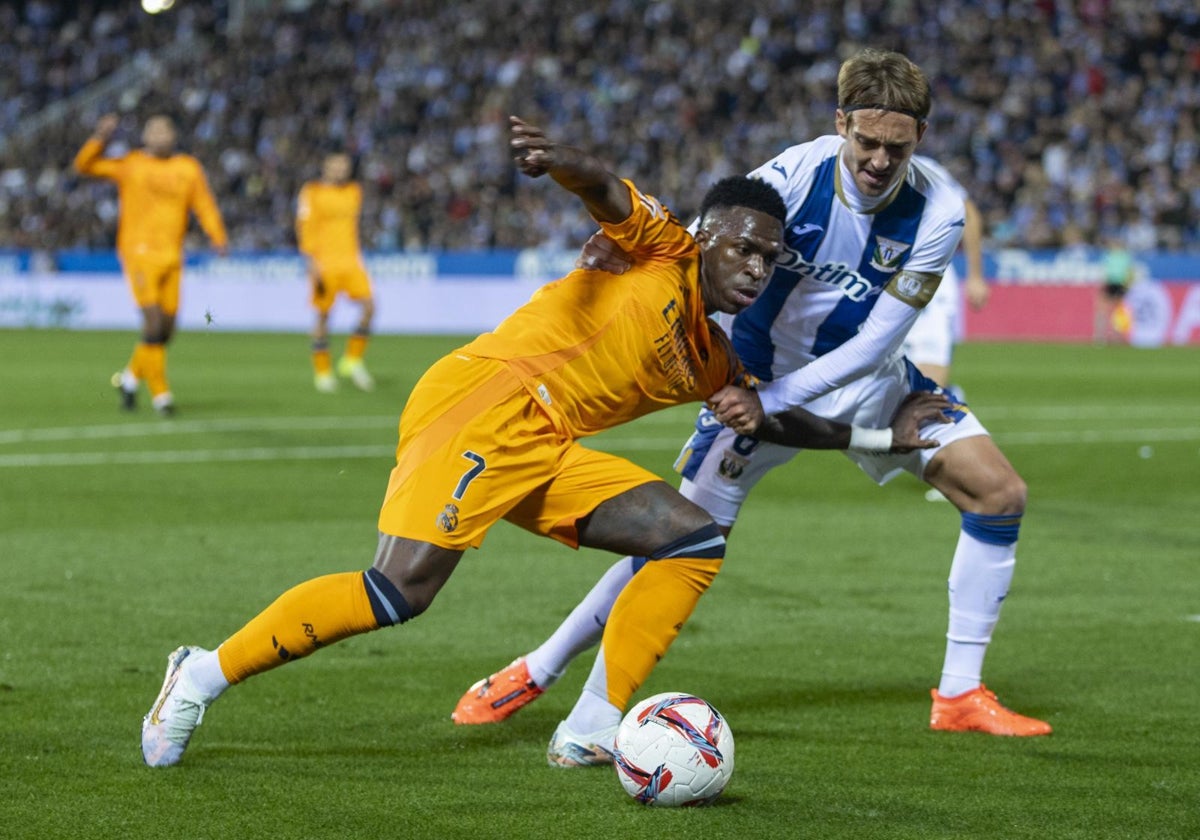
[692,226,711,247]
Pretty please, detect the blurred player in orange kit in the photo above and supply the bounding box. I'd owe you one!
[297,153,376,392]
[74,113,228,415]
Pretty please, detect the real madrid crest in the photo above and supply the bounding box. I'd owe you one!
[437,503,460,533]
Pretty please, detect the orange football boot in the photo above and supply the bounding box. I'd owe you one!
[452,658,544,725]
[930,684,1052,736]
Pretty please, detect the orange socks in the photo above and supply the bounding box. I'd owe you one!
[142,343,168,398]
[600,556,722,709]
[127,342,150,381]
[346,332,368,361]
[126,342,168,396]
[217,572,381,684]
[312,342,332,375]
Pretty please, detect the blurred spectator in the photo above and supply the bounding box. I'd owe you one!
[0,0,1196,254]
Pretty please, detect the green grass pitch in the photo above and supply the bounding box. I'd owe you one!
[1,329,1197,839]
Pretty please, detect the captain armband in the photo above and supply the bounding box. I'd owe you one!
[849,425,893,453]
[884,270,941,308]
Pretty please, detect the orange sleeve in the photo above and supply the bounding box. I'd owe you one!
[598,179,694,262]
[295,183,315,255]
[709,321,753,390]
[73,138,122,180]
[188,160,228,249]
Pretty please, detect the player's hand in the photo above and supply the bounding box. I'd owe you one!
[889,391,952,452]
[576,231,632,274]
[94,113,119,141]
[707,385,765,436]
[965,274,990,310]
[510,116,555,177]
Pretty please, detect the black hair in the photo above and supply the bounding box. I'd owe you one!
[698,176,787,226]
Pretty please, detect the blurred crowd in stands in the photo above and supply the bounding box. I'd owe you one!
[0,0,1196,255]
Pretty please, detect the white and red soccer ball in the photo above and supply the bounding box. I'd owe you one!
[613,692,735,807]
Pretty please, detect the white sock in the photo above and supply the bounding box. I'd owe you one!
[185,648,232,703]
[525,557,639,689]
[938,531,1016,697]
[563,644,622,734]
[120,368,138,391]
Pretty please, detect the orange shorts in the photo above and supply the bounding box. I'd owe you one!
[310,258,373,312]
[377,353,659,550]
[119,251,182,313]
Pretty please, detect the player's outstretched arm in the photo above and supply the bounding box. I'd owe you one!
[510,116,632,224]
[73,113,121,177]
[717,386,950,453]
[190,168,228,256]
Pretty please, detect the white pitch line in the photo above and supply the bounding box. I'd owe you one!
[975,405,1200,420]
[0,445,395,467]
[992,427,1200,445]
[0,415,399,445]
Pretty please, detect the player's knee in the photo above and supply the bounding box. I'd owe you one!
[402,590,437,619]
[986,472,1027,515]
[960,465,1027,516]
[1006,474,1028,513]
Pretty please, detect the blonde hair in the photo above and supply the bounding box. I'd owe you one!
[837,49,931,123]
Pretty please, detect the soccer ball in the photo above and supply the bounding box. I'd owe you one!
[613,692,734,807]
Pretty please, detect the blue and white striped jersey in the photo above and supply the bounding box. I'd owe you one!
[726,135,965,410]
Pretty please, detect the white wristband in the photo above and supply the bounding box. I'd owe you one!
[849,425,893,453]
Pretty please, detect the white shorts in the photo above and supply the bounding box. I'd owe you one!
[902,262,960,369]
[674,355,988,526]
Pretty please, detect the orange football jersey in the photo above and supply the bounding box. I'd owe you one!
[462,180,746,438]
[296,181,363,266]
[73,138,227,258]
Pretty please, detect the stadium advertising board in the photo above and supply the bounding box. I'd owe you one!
[0,249,1197,345]
[962,250,1200,346]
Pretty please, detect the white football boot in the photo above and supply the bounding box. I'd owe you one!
[546,721,619,767]
[141,645,212,767]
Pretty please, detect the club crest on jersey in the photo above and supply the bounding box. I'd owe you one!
[717,451,748,481]
[436,503,460,534]
[869,236,911,273]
